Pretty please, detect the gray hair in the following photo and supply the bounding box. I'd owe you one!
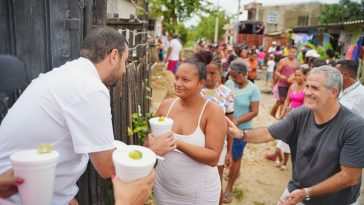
[230,59,248,74]
[310,65,343,97]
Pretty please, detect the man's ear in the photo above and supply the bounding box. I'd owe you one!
[108,48,119,65]
[332,87,340,98]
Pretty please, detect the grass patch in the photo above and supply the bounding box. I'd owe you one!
[253,201,266,205]
[232,186,244,201]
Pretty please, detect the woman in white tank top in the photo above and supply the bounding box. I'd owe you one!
[151,56,227,205]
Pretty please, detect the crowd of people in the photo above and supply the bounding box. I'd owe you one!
[1,26,364,205]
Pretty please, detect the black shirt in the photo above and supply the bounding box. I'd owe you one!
[268,106,364,205]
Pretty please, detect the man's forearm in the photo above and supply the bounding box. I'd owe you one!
[307,168,361,198]
[237,127,274,143]
[165,48,172,61]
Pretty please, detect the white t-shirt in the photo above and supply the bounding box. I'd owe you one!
[339,81,364,119]
[268,46,276,54]
[168,38,183,61]
[0,57,115,205]
[267,60,275,72]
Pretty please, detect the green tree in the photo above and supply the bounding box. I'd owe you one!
[175,23,189,44]
[192,9,232,43]
[319,0,364,24]
[149,0,211,34]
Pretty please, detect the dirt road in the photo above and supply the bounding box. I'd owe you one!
[222,73,291,205]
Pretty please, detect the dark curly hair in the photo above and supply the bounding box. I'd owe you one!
[193,49,221,71]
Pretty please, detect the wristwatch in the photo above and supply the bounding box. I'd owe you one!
[304,188,311,201]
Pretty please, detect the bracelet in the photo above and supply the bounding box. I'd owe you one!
[304,187,311,201]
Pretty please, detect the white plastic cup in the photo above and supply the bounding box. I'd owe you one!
[149,117,174,137]
[112,145,156,182]
[10,149,59,205]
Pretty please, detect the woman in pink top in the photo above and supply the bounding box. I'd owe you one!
[274,67,309,170]
[280,67,308,118]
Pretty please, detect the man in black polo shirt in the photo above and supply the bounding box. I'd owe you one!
[226,65,364,205]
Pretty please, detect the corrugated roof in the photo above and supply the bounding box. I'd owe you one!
[293,19,364,30]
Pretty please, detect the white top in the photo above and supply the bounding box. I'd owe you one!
[267,60,275,72]
[0,57,115,205]
[268,46,276,54]
[154,98,221,204]
[168,39,183,61]
[339,81,364,119]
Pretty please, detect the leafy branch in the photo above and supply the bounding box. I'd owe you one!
[128,112,154,143]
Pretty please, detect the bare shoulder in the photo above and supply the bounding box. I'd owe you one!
[205,100,225,118]
[155,98,177,116]
[278,57,285,63]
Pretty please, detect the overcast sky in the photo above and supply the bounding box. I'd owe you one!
[185,0,341,27]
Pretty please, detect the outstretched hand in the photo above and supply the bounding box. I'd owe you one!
[278,189,305,205]
[225,117,242,139]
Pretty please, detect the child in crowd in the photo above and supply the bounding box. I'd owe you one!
[266,55,275,85]
[257,48,266,70]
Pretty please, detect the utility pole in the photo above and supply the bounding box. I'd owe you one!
[308,0,312,26]
[234,0,241,45]
[237,0,241,23]
[214,0,219,43]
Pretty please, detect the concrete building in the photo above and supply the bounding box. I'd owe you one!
[107,0,136,19]
[245,1,326,33]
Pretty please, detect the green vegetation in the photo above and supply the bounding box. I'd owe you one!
[128,112,153,143]
[187,9,232,45]
[149,0,211,34]
[232,186,244,202]
[149,0,231,47]
[253,201,266,205]
[319,0,364,24]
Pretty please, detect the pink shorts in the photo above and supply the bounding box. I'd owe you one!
[167,60,179,73]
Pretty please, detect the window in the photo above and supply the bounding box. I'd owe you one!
[267,12,278,24]
[298,16,309,26]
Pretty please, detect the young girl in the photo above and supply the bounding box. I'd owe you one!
[266,55,275,85]
[274,67,308,170]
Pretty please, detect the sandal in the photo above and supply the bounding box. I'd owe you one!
[280,165,287,171]
[275,159,282,167]
[223,191,233,203]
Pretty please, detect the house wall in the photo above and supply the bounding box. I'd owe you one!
[107,0,136,19]
[258,2,325,33]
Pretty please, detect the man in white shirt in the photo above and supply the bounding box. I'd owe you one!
[0,26,175,205]
[336,60,364,119]
[268,41,277,54]
[164,33,183,74]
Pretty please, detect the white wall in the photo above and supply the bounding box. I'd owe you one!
[107,0,136,19]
